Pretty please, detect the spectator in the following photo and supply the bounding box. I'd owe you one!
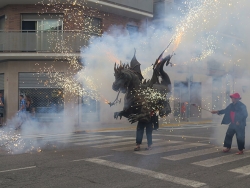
[25,95,32,114]
[0,92,4,126]
[181,102,187,121]
[16,95,26,130]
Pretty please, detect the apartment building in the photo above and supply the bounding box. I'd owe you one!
[1,0,241,127]
[0,0,153,126]
[152,0,249,122]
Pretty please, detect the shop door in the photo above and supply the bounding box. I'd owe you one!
[190,82,201,118]
[173,81,189,117]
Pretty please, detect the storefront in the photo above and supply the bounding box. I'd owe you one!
[0,73,3,93]
[18,72,64,122]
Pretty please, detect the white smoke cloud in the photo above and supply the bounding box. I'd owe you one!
[2,0,250,154]
[78,0,250,149]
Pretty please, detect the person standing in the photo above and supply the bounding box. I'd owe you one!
[0,92,4,126]
[134,112,154,151]
[211,93,248,155]
[19,95,26,113]
[25,95,32,113]
[16,95,26,130]
[181,102,186,121]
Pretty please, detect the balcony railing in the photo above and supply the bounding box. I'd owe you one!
[0,30,100,53]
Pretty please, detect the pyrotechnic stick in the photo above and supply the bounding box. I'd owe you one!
[108,90,121,107]
[191,104,211,112]
[157,39,173,60]
[153,39,174,69]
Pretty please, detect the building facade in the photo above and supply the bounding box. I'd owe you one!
[0,0,154,127]
[2,0,242,127]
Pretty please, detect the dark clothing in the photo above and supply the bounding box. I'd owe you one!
[218,101,248,150]
[224,123,245,150]
[0,97,4,105]
[26,102,31,113]
[136,121,153,147]
[151,113,159,130]
[218,101,248,126]
[0,97,4,118]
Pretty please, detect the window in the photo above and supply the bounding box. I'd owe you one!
[82,97,100,122]
[82,97,98,113]
[126,24,138,37]
[0,16,5,30]
[19,72,64,122]
[84,16,102,34]
[21,14,63,31]
[21,14,63,51]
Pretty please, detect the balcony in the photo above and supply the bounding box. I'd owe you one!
[0,30,100,53]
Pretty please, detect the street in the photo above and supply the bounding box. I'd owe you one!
[1,123,250,188]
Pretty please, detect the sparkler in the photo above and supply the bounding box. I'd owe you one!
[191,104,211,112]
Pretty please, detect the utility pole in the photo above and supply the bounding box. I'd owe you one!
[187,65,193,122]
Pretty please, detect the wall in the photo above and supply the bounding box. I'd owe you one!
[1,4,141,31]
[0,60,129,127]
[107,0,153,13]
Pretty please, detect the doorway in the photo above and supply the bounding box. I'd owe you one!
[173,81,201,119]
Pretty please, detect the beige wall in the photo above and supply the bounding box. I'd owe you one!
[0,60,129,127]
[0,59,215,127]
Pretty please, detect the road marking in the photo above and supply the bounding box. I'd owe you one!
[40,134,103,139]
[162,147,220,161]
[25,134,103,140]
[0,166,36,173]
[74,137,135,145]
[159,125,216,130]
[112,140,183,151]
[58,136,121,143]
[92,139,161,148]
[136,143,207,155]
[92,140,136,148]
[153,134,215,140]
[192,151,250,167]
[72,155,113,162]
[229,165,250,175]
[84,158,207,188]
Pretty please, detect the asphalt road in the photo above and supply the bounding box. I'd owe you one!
[1,123,250,188]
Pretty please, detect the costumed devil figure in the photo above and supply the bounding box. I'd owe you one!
[111,50,173,151]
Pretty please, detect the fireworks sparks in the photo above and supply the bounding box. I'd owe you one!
[25,0,250,120]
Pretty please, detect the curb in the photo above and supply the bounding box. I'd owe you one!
[161,120,212,127]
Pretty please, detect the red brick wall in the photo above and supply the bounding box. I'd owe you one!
[1,4,142,32]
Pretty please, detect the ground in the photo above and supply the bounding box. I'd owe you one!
[1,123,250,188]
